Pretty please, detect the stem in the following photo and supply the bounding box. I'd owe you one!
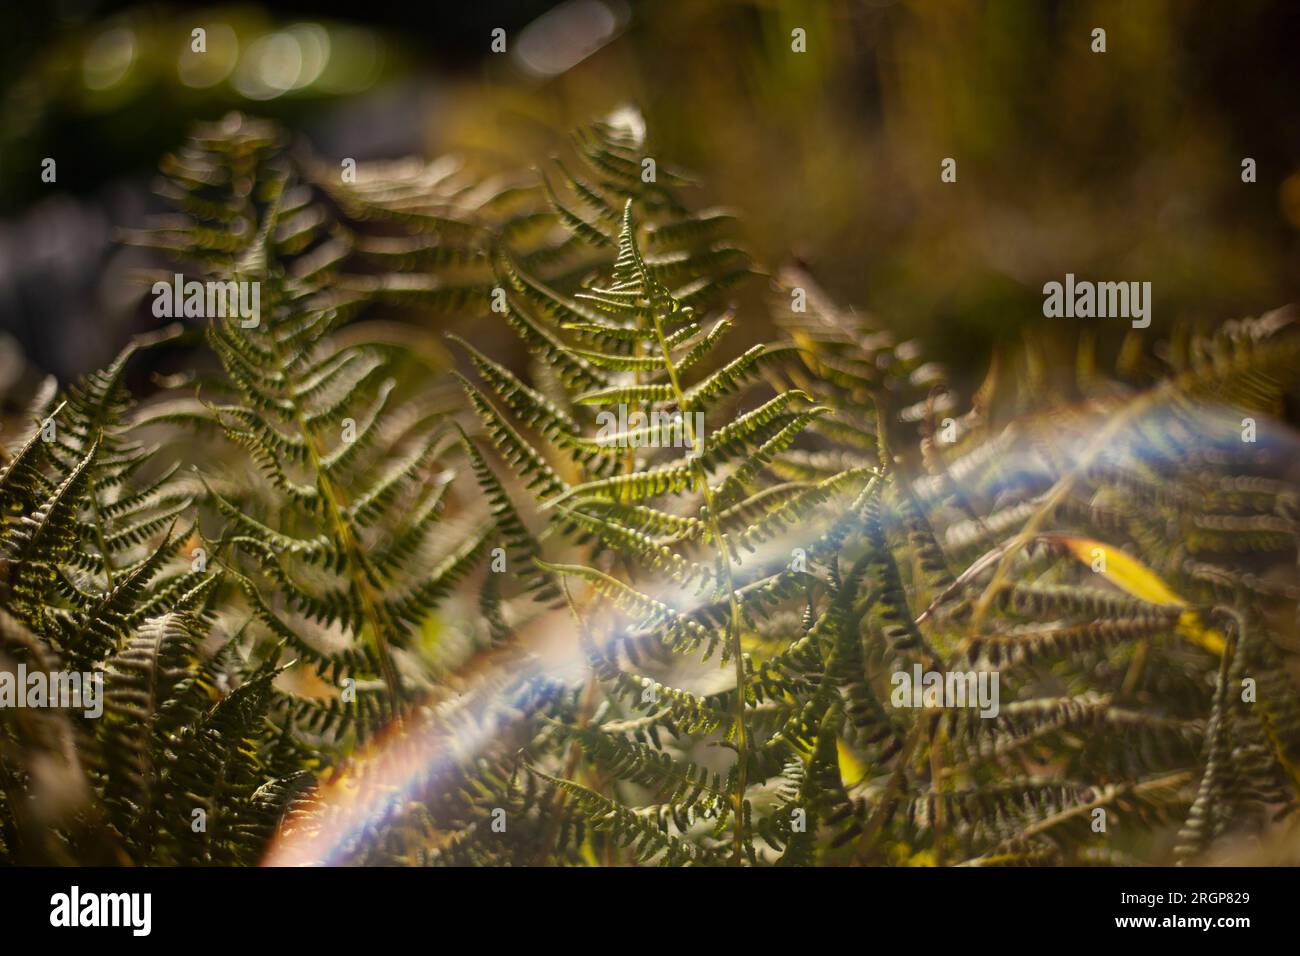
[539,580,604,864]
[856,717,924,861]
[929,724,945,866]
[258,321,403,713]
[87,475,115,589]
[647,309,750,865]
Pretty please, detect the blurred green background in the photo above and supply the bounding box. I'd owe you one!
[2,0,1298,390]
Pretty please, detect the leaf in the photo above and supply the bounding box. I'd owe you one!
[1048,534,1226,655]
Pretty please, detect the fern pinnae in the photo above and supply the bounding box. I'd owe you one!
[536,559,718,658]
[457,376,569,499]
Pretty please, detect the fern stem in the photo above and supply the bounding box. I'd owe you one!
[541,581,603,864]
[86,473,115,589]
[929,725,945,866]
[646,307,750,864]
[856,717,925,862]
[256,317,404,713]
[302,412,403,710]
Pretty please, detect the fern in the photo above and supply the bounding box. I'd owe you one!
[2,110,1297,869]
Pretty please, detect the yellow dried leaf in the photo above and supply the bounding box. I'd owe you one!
[1048,534,1225,655]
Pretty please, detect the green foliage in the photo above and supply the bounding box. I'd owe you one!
[2,110,1298,867]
